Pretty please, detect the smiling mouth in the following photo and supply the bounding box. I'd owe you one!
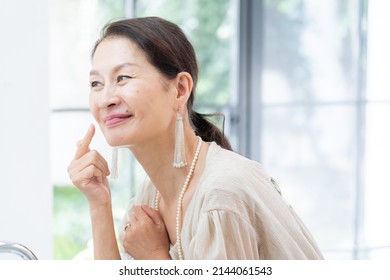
[104,114,133,127]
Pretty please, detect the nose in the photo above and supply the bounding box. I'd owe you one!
[98,83,121,108]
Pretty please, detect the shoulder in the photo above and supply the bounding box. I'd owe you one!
[196,142,280,214]
[206,142,270,179]
[203,142,273,194]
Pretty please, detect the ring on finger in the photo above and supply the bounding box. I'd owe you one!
[124,223,131,231]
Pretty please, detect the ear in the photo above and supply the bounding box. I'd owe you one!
[175,72,193,109]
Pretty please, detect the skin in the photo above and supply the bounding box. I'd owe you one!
[67,36,207,259]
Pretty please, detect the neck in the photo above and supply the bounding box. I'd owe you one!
[129,130,200,203]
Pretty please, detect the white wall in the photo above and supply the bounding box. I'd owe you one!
[0,0,51,259]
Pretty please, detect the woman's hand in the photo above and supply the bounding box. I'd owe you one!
[67,124,111,205]
[123,205,171,260]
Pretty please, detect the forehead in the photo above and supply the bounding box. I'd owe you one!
[92,36,148,69]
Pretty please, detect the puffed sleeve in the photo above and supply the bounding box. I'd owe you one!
[186,209,260,259]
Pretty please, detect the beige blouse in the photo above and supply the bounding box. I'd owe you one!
[119,142,324,260]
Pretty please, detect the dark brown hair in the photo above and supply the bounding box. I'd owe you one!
[92,17,232,150]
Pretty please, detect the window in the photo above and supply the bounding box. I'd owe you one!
[257,0,390,259]
[50,0,238,259]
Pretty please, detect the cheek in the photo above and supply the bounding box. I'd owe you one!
[123,85,155,112]
[89,95,99,120]
[148,97,176,129]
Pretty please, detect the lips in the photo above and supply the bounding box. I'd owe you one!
[104,113,132,127]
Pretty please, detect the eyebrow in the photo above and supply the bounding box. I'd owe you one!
[89,62,139,76]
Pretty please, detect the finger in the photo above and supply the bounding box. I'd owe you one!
[71,165,105,187]
[90,150,110,176]
[90,165,105,183]
[73,124,95,160]
[80,150,110,176]
[68,151,110,180]
[141,204,163,225]
[85,165,106,183]
[132,205,148,222]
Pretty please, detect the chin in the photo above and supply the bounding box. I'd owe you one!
[105,137,125,148]
[104,131,137,148]
[101,131,123,147]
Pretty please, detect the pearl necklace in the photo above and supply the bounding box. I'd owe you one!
[154,136,202,260]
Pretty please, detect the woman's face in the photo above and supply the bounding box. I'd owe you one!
[89,36,177,147]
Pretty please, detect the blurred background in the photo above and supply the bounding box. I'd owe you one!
[1,0,389,260]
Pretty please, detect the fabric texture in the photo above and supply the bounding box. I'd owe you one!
[119,142,324,260]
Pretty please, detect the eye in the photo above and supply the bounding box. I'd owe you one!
[117,75,132,83]
[90,81,103,88]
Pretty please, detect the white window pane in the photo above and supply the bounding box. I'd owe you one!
[49,0,126,108]
[367,1,390,101]
[262,0,360,103]
[364,104,390,252]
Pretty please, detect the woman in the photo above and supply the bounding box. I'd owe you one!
[68,17,323,260]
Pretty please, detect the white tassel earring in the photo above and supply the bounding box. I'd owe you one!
[173,109,187,168]
[110,147,119,180]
